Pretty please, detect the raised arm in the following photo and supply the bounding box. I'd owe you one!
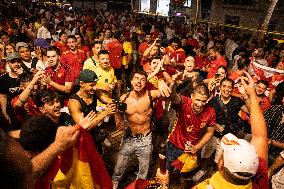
[48,81,73,94]
[31,126,79,180]
[14,71,44,108]
[143,39,158,58]
[239,71,268,160]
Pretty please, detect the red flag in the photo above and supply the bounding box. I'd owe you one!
[52,126,112,189]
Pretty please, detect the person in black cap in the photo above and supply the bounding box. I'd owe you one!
[68,69,117,153]
[0,52,24,130]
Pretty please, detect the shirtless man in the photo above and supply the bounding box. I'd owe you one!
[112,70,168,189]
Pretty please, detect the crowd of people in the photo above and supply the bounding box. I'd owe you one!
[0,1,284,189]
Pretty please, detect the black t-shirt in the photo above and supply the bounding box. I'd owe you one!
[0,73,22,130]
[208,96,246,137]
[59,112,73,126]
[0,73,21,98]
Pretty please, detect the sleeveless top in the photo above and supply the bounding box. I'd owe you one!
[69,93,97,115]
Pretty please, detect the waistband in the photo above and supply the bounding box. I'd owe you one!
[126,131,152,138]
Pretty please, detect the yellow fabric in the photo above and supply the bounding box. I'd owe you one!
[83,57,98,72]
[177,153,198,173]
[94,66,117,107]
[195,171,252,189]
[148,76,159,88]
[122,42,132,66]
[52,148,97,189]
[34,22,41,30]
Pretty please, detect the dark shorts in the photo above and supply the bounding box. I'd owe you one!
[114,68,122,80]
[166,142,184,170]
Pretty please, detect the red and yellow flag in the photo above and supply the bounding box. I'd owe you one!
[52,126,112,189]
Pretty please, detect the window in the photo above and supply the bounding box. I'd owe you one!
[157,0,170,16]
[140,0,150,12]
[224,15,240,25]
[184,0,191,7]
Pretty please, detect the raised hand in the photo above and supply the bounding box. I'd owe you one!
[239,71,256,97]
[158,80,171,97]
[79,111,97,129]
[53,126,80,153]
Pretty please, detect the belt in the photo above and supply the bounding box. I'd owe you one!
[127,131,152,138]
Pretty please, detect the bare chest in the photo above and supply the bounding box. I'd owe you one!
[125,96,151,115]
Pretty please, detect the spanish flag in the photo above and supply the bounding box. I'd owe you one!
[52,126,112,189]
[171,153,198,173]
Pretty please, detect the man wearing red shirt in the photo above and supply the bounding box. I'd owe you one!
[44,47,74,106]
[60,35,86,84]
[54,32,68,54]
[11,72,44,126]
[167,83,216,170]
[166,37,186,69]
[255,80,271,112]
[138,34,152,56]
[207,46,227,79]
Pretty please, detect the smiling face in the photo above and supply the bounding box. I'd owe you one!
[191,92,208,114]
[99,54,110,70]
[40,99,62,120]
[255,83,267,96]
[81,82,97,95]
[184,56,195,72]
[131,73,147,92]
[220,80,233,99]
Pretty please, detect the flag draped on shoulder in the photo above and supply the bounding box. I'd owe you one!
[52,126,112,189]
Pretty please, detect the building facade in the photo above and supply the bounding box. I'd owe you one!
[207,0,284,32]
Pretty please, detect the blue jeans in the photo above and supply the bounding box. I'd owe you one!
[112,133,153,182]
[166,142,184,170]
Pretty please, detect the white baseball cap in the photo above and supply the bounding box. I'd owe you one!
[221,133,259,179]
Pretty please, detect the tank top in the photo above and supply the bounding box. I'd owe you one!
[69,93,97,115]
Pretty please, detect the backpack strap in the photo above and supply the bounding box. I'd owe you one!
[122,92,131,103]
